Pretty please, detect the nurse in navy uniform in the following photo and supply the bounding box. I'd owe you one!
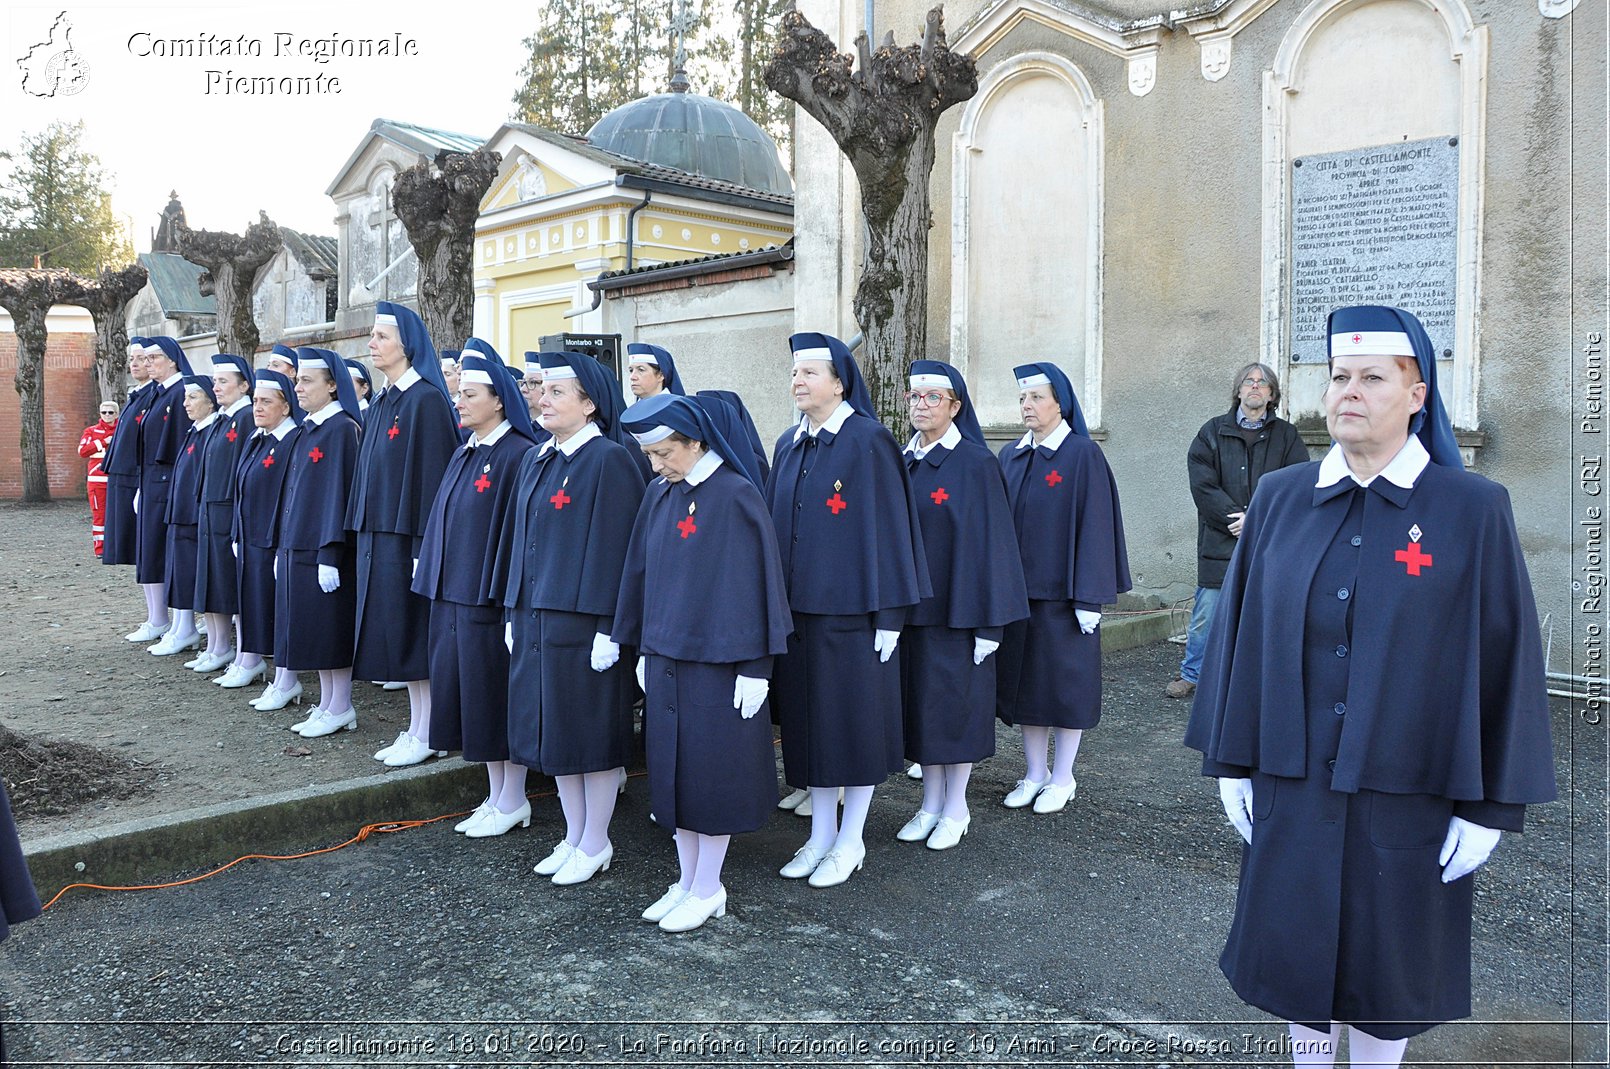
[410,342,538,831]
[0,779,42,1064]
[897,361,1028,851]
[614,393,791,931]
[135,337,196,652]
[230,372,304,702]
[500,350,644,886]
[157,376,218,659]
[1185,306,1556,1066]
[276,349,363,738]
[695,389,770,485]
[103,339,156,596]
[193,355,255,676]
[345,358,373,420]
[765,331,929,888]
[349,302,459,766]
[995,362,1130,814]
[265,343,299,379]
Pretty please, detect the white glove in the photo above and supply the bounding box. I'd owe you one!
[973,637,1000,665]
[1218,777,1254,844]
[231,541,239,558]
[272,555,278,579]
[503,621,513,653]
[1439,816,1501,883]
[734,674,768,719]
[132,491,140,515]
[317,564,340,593]
[873,629,900,663]
[590,632,620,672]
[411,558,418,578]
[635,656,646,692]
[1075,609,1101,634]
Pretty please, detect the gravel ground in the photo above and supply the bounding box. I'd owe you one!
[0,503,1602,1068]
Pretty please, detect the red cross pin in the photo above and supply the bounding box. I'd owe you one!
[474,473,492,493]
[135,412,144,423]
[677,514,697,539]
[1351,333,1363,344]
[387,422,400,440]
[308,447,324,463]
[930,487,950,505]
[225,427,238,442]
[1045,469,1063,487]
[825,492,847,515]
[262,452,275,468]
[1395,524,1433,576]
[186,444,195,455]
[550,488,571,510]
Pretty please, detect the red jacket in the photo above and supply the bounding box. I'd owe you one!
[78,419,116,482]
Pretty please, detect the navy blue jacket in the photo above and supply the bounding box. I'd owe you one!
[413,429,537,606]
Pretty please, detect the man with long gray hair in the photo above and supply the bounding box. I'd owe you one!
[1167,362,1308,698]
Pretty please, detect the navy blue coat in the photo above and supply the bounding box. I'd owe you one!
[101,381,158,566]
[194,404,254,614]
[233,425,300,653]
[0,782,40,942]
[274,411,361,671]
[162,419,212,610]
[134,378,192,583]
[614,461,793,833]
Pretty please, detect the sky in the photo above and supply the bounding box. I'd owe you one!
[1,2,539,250]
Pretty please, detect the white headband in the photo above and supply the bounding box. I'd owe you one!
[255,379,286,393]
[460,368,496,387]
[631,425,675,445]
[183,382,209,395]
[374,313,399,327]
[347,366,366,380]
[1330,330,1415,358]
[1016,373,1052,389]
[143,344,164,357]
[909,373,950,390]
[126,344,143,355]
[628,352,660,367]
[542,364,578,381]
[792,346,833,364]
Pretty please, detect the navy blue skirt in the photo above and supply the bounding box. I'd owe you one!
[101,473,138,566]
[236,543,276,654]
[194,501,239,614]
[353,531,432,681]
[273,546,356,671]
[901,624,998,765]
[163,523,200,611]
[996,599,1102,729]
[134,470,171,584]
[426,600,511,762]
[772,612,903,789]
[506,607,632,776]
[643,655,775,836]
[0,781,41,942]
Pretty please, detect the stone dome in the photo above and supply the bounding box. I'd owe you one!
[586,91,792,196]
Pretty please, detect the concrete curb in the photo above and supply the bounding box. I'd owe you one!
[23,612,1177,898]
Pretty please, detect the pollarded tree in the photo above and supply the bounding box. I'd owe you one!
[0,268,78,501]
[391,149,503,349]
[764,7,977,429]
[177,213,282,359]
[61,263,150,405]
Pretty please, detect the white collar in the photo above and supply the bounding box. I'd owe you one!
[224,395,251,416]
[794,400,855,441]
[193,412,219,431]
[1017,421,1071,453]
[393,366,421,392]
[540,420,603,457]
[160,372,184,389]
[906,423,962,459]
[1315,434,1430,489]
[358,398,370,411]
[304,402,342,426]
[468,419,511,449]
[683,450,724,486]
[268,417,297,440]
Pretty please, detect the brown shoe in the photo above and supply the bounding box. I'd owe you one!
[1165,678,1196,699]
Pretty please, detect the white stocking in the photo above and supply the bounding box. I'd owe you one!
[1051,728,1082,785]
[1345,1027,1406,1068]
[405,679,431,739]
[1021,726,1051,782]
[691,833,729,897]
[578,769,620,855]
[836,785,874,850]
[1288,1023,1337,1067]
[805,787,839,854]
[495,763,528,815]
[941,764,972,820]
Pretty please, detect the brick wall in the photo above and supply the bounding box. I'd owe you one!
[0,332,99,499]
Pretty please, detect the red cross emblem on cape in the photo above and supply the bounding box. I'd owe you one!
[186,444,195,455]
[677,514,697,538]
[930,487,950,505]
[551,488,571,510]
[825,493,847,514]
[262,452,275,468]
[135,412,144,424]
[308,447,324,463]
[474,469,492,493]
[1045,469,1063,487]
[225,427,238,442]
[1395,523,1432,576]
[387,422,400,440]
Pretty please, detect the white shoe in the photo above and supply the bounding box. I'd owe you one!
[454,802,494,833]
[182,652,207,670]
[1032,777,1077,814]
[552,842,612,885]
[807,842,867,888]
[926,814,970,851]
[658,886,726,932]
[380,680,408,691]
[896,810,941,842]
[190,649,235,673]
[254,681,304,711]
[1003,777,1048,809]
[641,884,689,923]
[464,800,531,838]
[374,731,409,761]
[617,767,628,795]
[779,842,829,879]
[383,735,439,767]
[288,707,325,733]
[298,706,357,738]
[125,621,169,643]
[777,787,809,811]
[906,763,924,780]
[217,662,266,688]
[149,631,201,656]
[533,840,576,876]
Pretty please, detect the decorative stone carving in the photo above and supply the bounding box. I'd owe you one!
[1201,37,1232,81]
[516,161,547,200]
[1539,0,1581,17]
[1127,52,1156,97]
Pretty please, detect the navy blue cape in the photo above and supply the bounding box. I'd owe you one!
[345,380,460,539]
[908,439,1029,631]
[413,431,537,606]
[999,432,1131,608]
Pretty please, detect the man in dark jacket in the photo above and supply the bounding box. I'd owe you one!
[1166,362,1308,698]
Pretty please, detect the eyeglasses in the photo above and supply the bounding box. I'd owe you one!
[518,379,543,391]
[905,391,950,408]
[1241,378,1270,390]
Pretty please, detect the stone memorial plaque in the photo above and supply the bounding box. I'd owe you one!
[1289,136,1459,362]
